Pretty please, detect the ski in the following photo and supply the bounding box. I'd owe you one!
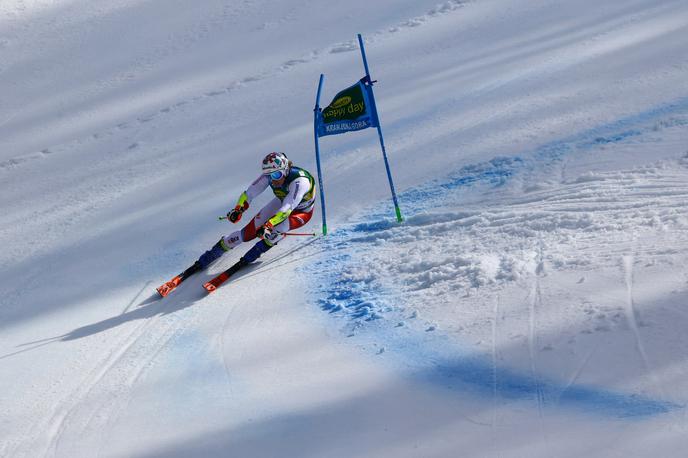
[203,258,248,293]
[156,276,182,297]
[156,261,202,297]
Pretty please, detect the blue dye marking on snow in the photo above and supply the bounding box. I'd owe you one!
[352,219,398,233]
[303,97,688,418]
[400,157,523,208]
[432,357,677,418]
[395,329,679,418]
[358,96,688,226]
[310,247,680,417]
[354,156,525,229]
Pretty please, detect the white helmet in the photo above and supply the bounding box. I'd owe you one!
[262,152,290,180]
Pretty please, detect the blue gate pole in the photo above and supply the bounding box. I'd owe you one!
[357,33,403,223]
[313,74,328,235]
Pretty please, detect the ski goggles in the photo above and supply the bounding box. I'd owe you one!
[269,169,286,181]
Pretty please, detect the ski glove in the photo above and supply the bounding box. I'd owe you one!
[257,221,278,244]
[227,201,249,223]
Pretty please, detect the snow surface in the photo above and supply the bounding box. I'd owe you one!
[1,0,688,456]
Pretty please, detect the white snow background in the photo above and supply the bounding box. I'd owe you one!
[1,0,688,457]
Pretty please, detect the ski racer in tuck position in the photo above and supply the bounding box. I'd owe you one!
[156,152,316,296]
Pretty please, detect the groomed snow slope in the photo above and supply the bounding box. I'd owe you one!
[1,1,688,457]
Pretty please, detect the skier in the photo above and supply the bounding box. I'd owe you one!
[156,151,316,296]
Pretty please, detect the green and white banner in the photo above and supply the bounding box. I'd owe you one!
[316,79,378,137]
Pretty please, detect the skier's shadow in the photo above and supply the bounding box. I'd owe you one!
[61,293,191,341]
[0,289,200,360]
[3,271,240,360]
[3,254,291,360]
[62,263,263,342]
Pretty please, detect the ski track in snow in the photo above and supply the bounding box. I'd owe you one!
[0,0,467,175]
[5,292,198,458]
[528,239,548,444]
[559,346,596,403]
[621,253,668,403]
[47,316,163,457]
[490,296,499,439]
[36,239,326,457]
[301,97,688,419]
